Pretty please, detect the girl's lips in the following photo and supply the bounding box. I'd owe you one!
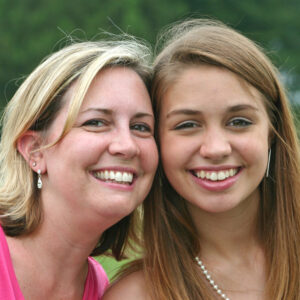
[190,167,242,192]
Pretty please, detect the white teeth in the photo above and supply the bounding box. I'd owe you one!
[115,172,122,182]
[94,170,134,184]
[217,171,226,180]
[109,171,115,180]
[210,172,218,181]
[196,168,238,181]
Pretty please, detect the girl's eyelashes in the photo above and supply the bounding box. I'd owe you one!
[174,121,199,130]
[227,117,252,128]
[172,118,253,131]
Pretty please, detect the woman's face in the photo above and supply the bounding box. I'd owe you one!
[159,65,270,215]
[41,67,158,228]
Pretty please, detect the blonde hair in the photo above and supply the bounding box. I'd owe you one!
[0,38,152,258]
[138,19,300,299]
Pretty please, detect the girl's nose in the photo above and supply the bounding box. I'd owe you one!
[199,128,232,161]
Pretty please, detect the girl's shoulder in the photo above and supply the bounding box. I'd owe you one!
[102,270,150,300]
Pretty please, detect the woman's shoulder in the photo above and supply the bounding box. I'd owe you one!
[102,270,150,300]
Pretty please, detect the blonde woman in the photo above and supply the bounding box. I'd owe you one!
[104,19,300,300]
[0,38,158,299]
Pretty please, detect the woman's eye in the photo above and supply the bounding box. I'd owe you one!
[131,123,152,133]
[228,118,252,128]
[82,119,105,127]
[174,121,198,130]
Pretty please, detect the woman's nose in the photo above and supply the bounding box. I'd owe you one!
[108,128,140,159]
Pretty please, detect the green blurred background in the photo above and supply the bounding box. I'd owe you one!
[1,0,299,280]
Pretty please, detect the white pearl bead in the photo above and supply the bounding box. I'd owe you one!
[195,256,231,300]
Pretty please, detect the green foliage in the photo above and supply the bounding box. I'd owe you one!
[292,104,300,138]
[1,0,300,106]
[96,256,130,281]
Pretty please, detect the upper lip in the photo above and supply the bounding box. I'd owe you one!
[190,165,241,172]
[91,166,138,176]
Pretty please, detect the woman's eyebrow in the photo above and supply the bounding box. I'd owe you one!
[134,112,154,119]
[80,108,154,120]
[80,108,113,115]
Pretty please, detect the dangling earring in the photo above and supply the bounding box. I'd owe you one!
[266,148,271,178]
[37,169,42,189]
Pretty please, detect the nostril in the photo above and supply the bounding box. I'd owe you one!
[108,138,140,158]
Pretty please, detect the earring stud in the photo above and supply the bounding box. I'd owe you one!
[32,162,37,167]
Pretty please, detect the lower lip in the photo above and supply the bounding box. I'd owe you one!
[92,174,136,191]
[191,170,241,192]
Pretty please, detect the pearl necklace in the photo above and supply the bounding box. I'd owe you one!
[195,256,230,300]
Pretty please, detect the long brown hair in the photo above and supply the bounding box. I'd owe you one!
[135,19,300,299]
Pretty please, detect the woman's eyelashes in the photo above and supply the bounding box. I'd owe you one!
[130,122,153,136]
[82,119,106,127]
[81,118,153,136]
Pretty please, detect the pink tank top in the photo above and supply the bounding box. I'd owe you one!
[0,225,109,299]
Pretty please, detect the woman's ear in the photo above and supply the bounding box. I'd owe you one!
[17,131,46,172]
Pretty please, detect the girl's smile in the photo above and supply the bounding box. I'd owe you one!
[159,65,270,214]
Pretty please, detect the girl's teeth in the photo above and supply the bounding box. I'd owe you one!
[196,168,238,181]
[95,170,134,184]
[217,171,226,180]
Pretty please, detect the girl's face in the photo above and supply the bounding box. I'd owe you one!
[159,65,270,215]
[40,67,158,230]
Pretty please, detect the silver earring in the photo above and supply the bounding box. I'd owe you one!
[37,169,42,189]
[32,162,37,167]
[266,148,271,178]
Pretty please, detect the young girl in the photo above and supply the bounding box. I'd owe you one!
[103,19,300,300]
[0,39,158,299]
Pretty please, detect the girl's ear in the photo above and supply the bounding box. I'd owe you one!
[17,131,46,172]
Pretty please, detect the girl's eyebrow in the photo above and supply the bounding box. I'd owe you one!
[227,104,259,112]
[166,109,201,118]
[166,104,259,118]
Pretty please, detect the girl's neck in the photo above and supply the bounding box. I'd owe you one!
[189,191,262,260]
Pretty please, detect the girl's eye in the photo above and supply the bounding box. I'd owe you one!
[82,119,105,127]
[228,118,252,128]
[131,123,152,133]
[174,121,199,130]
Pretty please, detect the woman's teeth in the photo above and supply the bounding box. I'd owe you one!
[195,168,238,181]
[94,170,134,184]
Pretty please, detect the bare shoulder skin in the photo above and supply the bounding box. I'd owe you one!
[102,271,150,300]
